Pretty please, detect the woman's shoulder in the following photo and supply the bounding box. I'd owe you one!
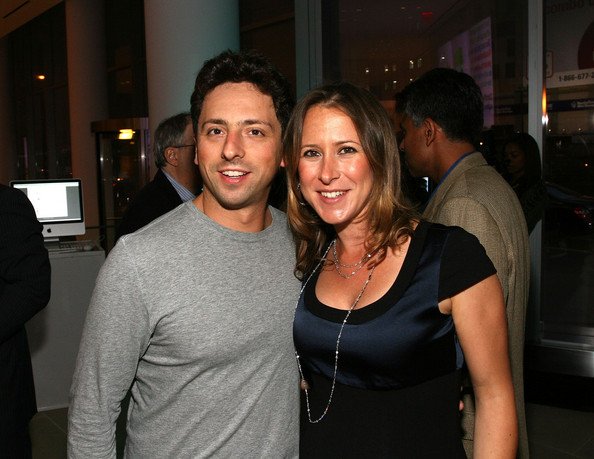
[417,220,481,246]
[418,220,492,270]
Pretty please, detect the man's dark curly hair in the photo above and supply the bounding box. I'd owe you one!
[190,49,294,132]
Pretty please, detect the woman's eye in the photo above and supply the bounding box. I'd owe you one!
[339,146,357,154]
[302,149,320,158]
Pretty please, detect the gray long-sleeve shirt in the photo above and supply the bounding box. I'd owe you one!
[68,202,301,458]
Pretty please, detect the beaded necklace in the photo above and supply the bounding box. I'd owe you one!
[331,239,373,279]
[294,240,376,423]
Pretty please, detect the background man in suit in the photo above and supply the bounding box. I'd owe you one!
[396,68,530,458]
[116,112,202,239]
[0,183,51,457]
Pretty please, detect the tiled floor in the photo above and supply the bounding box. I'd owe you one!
[526,404,594,458]
[30,403,594,458]
[30,408,67,459]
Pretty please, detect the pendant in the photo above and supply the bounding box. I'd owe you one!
[300,379,309,391]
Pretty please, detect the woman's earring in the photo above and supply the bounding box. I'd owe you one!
[296,182,307,206]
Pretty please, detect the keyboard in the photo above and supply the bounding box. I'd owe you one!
[46,240,97,253]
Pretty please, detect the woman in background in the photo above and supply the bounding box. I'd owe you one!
[283,82,517,457]
[504,132,547,233]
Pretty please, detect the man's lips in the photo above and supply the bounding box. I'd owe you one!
[220,170,248,178]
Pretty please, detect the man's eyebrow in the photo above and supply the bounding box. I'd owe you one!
[200,118,274,129]
[200,118,226,129]
[240,119,275,128]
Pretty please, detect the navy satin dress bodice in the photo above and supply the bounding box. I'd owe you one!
[294,221,458,390]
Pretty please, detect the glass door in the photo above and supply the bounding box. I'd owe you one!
[92,118,150,252]
[538,1,594,375]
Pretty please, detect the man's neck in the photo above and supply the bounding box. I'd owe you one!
[434,142,476,182]
[193,193,271,233]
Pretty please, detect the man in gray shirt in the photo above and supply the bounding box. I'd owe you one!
[68,50,300,458]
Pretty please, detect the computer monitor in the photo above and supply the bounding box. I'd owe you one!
[10,179,85,241]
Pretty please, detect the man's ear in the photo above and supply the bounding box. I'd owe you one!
[423,118,439,146]
[164,147,178,166]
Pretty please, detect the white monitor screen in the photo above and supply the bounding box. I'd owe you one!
[10,179,85,240]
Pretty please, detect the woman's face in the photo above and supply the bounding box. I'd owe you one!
[504,142,526,176]
[297,105,374,230]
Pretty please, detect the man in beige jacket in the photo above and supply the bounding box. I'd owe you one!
[397,68,530,458]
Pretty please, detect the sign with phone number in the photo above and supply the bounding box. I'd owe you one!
[547,68,594,88]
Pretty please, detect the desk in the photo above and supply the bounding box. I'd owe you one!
[27,249,105,411]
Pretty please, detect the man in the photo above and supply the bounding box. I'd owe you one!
[397,68,530,458]
[116,112,201,239]
[68,50,300,457]
[0,183,51,457]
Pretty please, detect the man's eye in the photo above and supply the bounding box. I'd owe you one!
[207,128,223,135]
[249,129,264,136]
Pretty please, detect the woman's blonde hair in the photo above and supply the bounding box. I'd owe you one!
[283,82,418,278]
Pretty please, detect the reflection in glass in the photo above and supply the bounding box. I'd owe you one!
[92,118,150,253]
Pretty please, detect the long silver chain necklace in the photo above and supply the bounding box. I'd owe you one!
[331,239,373,279]
[295,239,376,423]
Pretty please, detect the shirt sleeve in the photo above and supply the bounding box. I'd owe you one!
[438,226,497,301]
[67,239,151,458]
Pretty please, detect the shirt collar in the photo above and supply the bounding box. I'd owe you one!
[162,170,196,202]
[422,151,475,211]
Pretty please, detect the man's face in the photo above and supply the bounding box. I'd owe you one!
[399,115,429,178]
[195,82,282,213]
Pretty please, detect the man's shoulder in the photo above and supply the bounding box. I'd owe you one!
[117,171,183,238]
[0,183,38,221]
[442,154,519,205]
[0,183,26,204]
[130,171,180,206]
[118,203,194,249]
[426,155,528,249]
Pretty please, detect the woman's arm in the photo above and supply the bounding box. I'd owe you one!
[451,274,518,458]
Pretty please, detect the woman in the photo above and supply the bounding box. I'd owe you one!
[504,132,547,233]
[283,82,517,457]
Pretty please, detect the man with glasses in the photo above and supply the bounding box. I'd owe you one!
[116,112,202,239]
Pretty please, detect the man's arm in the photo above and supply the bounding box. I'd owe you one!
[67,241,151,458]
[0,187,51,342]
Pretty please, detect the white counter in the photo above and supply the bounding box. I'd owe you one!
[27,249,105,411]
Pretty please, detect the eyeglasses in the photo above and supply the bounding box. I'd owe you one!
[172,144,195,149]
